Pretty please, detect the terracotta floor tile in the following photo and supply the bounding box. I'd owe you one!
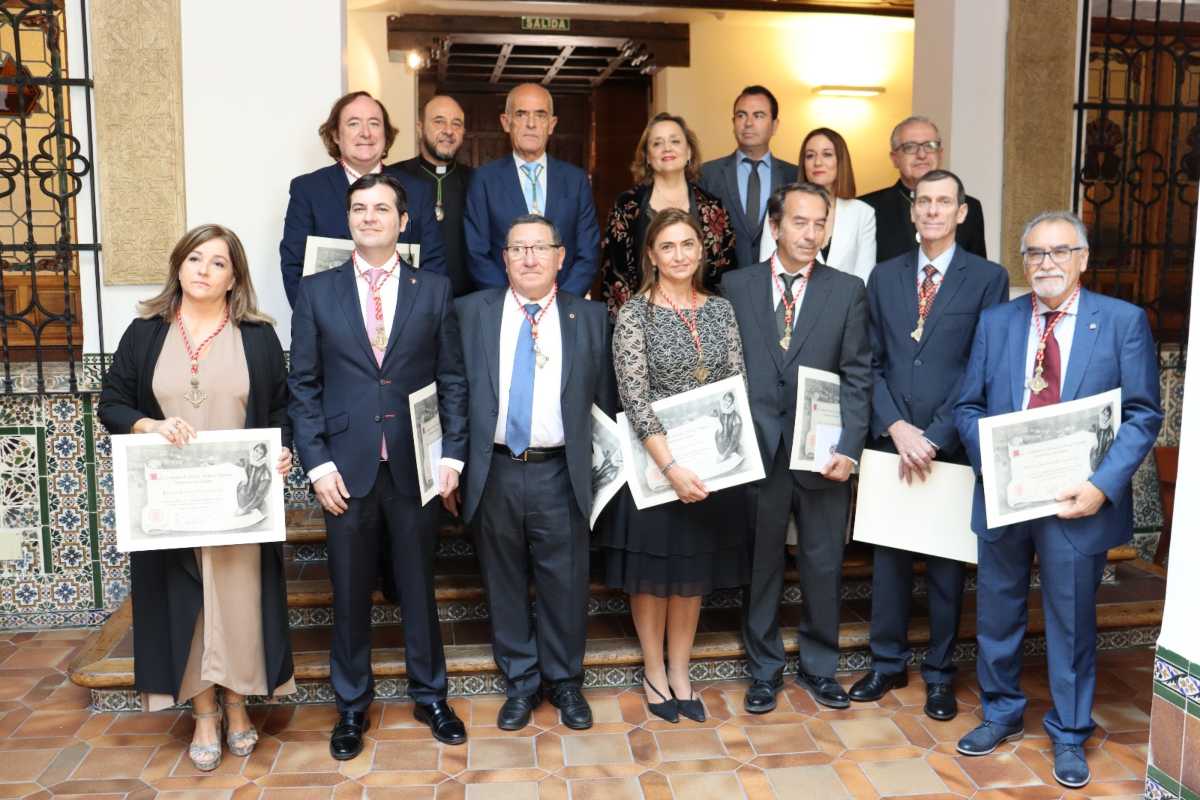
[108,710,183,734]
[585,695,624,725]
[954,751,1041,789]
[859,757,948,795]
[1091,701,1152,733]
[655,728,725,761]
[667,771,744,799]
[275,740,343,773]
[0,645,74,669]
[537,775,566,800]
[766,763,852,800]
[71,745,156,779]
[371,740,440,772]
[289,705,343,732]
[462,782,538,800]
[567,777,642,800]
[744,722,818,755]
[467,737,535,769]
[0,675,39,700]
[828,718,908,749]
[0,746,56,781]
[560,733,633,766]
[918,710,986,743]
[363,788,436,799]
[13,709,92,737]
[259,789,336,799]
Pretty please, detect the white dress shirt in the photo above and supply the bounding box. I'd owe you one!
[512,152,549,214]
[916,243,956,291]
[494,289,565,448]
[1021,290,1080,410]
[341,160,383,183]
[759,197,878,282]
[771,254,812,325]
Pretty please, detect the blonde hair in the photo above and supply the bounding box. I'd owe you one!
[138,224,273,324]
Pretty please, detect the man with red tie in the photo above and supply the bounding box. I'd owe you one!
[953,211,1162,789]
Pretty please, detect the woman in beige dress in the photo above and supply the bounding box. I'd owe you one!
[99,224,295,771]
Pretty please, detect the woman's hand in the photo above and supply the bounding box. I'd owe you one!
[147,416,196,448]
[276,447,293,477]
[666,464,709,503]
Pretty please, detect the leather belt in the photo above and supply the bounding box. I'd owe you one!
[495,444,566,463]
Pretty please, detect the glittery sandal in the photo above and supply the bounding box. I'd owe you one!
[188,707,223,772]
[221,697,259,757]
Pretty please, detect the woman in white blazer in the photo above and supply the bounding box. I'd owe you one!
[759,127,877,282]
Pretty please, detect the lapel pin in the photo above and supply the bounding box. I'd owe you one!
[1089,322,1097,330]
[410,277,417,284]
[569,312,575,319]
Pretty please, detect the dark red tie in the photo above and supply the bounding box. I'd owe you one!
[1028,311,1063,408]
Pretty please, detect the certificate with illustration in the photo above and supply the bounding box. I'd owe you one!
[590,405,626,529]
[112,428,286,552]
[790,366,844,472]
[409,382,443,506]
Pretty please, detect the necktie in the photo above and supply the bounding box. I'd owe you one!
[745,158,762,228]
[1028,311,1063,408]
[520,163,544,214]
[918,265,939,321]
[775,272,798,340]
[505,303,541,456]
[363,268,388,458]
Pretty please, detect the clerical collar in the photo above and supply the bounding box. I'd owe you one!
[420,155,455,175]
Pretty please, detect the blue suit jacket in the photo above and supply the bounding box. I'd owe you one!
[455,288,615,524]
[464,155,600,296]
[287,258,467,499]
[954,289,1163,554]
[279,163,447,307]
[867,247,1009,459]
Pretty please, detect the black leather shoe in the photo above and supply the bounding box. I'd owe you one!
[550,685,593,730]
[414,700,466,745]
[329,710,368,761]
[796,671,850,709]
[744,677,783,714]
[497,692,541,731]
[956,720,1024,755]
[848,671,909,702]
[924,682,957,721]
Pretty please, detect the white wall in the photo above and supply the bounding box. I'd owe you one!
[86,0,344,352]
[347,10,419,162]
[913,0,1008,260]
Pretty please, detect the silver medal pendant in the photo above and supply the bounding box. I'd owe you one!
[434,204,445,222]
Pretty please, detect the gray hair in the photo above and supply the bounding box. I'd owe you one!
[1019,210,1090,252]
[504,83,555,117]
[889,115,940,150]
[506,213,562,246]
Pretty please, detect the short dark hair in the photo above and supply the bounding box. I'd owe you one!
[767,181,831,229]
[506,213,562,246]
[735,85,779,120]
[319,91,398,161]
[346,173,408,216]
[914,168,965,205]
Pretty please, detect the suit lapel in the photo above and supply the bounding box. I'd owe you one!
[382,262,421,364]
[482,290,504,402]
[558,291,576,394]
[542,157,556,218]
[505,158,530,216]
[899,251,920,334]
[1008,299,1031,411]
[750,264,786,372]
[723,155,749,235]
[917,248,968,354]
[335,264,378,366]
[784,264,832,367]
[1060,289,1099,402]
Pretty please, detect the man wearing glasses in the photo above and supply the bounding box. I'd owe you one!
[859,116,987,262]
[456,214,614,731]
[465,83,600,296]
[953,211,1161,789]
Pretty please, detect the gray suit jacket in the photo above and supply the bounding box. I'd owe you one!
[722,261,872,489]
[456,288,615,523]
[700,152,799,268]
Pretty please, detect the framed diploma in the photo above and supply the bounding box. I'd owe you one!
[790,365,844,472]
[302,235,421,276]
[589,405,626,530]
[977,388,1122,528]
[111,428,286,552]
[617,375,765,510]
[408,382,443,506]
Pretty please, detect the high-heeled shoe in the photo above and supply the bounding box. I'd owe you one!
[188,707,223,772]
[644,679,679,723]
[673,687,706,723]
[221,696,259,757]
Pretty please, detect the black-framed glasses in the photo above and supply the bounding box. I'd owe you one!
[504,243,559,259]
[1022,246,1086,266]
[895,140,942,155]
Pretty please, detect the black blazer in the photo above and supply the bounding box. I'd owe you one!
[859,179,987,263]
[455,288,615,524]
[866,247,1009,461]
[722,262,872,489]
[699,152,799,268]
[97,317,294,700]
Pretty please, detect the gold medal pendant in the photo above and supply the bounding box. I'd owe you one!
[911,323,923,342]
[779,331,791,351]
[1027,369,1049,394]
[184,376,207,408]
[372,327,388,350]
[694,365,710,383]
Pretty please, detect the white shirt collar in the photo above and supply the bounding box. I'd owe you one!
[353,249,399,275]
[512,151,548,172]
[772,253,812,280]
[738,150,773,168]
[918,243,957,276]
[1033,288,1081,318]
[341,160,383,183]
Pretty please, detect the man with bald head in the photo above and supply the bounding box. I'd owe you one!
[465,83,600,295]
[395,95,475,297]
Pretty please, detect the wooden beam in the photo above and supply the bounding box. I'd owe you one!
[542,45,576,85]
[591,50,627,87]
[489,42,514,84]
[462,0,912,15]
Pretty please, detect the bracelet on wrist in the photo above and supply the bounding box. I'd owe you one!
[660,459,677,476]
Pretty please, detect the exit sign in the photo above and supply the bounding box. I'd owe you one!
[521,16,570,32]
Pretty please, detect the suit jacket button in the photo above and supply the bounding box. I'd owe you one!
[777,380,785,388]
[374,415,381,422]
[914,358,923,367]
[779,409,786,417]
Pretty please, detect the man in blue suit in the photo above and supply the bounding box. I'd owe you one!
[456,214,615,732]
[849,170,1008,719]
[464,83,600,296]
[280,91,446,307]
[289,174,468,757]
[954,210,1162,789]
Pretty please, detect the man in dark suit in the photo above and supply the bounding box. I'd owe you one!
[456,213,614,732]
[848,170,1009,720]
[722,182,872,712]
[394,95,474,297]
[954,211,1161,788]
[700,85,799,268]
[289,173,469,757]
[859,116,987,262]
[464,83,599,296]
[280,91,446,307]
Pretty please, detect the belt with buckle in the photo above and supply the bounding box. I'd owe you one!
[496,444,565,463]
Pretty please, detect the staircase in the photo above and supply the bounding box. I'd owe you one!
[69,507,1165,711]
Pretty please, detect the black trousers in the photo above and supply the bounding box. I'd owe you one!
[471,452,590,698]
[325,465,445,711]
[742,448,850,680]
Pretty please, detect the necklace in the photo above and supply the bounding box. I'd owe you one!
[419,160,456,222]
[176,306,230,408]
[352,250,399,351]
[659,286,708,382]
[911,268,939,342]
[510,283,558,368]
[1027,285,1080,394]
[772,261,809,350]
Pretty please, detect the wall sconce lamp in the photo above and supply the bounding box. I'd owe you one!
[812,85,886,97]
[405,49,428,70]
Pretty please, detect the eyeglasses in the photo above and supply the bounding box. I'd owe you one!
[504,243,559,259]
[1022,246,1086,266]
[894,140,942,155]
